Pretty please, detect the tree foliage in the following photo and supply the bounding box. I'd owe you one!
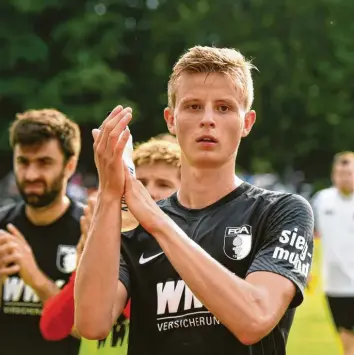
[1,0,353,182]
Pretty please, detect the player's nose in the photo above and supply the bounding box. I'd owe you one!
[200,106,216,128]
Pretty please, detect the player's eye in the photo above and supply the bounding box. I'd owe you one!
[158,183,171,188]
[17,158,29,166]
[39,159,53,166]
[188,104,201,110]
[217,105,229,112]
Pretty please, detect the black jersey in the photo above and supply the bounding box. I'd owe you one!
[119,182,314,355]
[0,200,82,355]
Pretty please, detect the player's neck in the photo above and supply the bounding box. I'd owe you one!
[178,160,242,209]
[25,194,71,226]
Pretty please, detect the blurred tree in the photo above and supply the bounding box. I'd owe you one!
[0,0,353,183]
[0,0,135,138]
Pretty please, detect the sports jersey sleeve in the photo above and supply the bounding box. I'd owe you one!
[246,194,314,307]
[119,229,137,297]
[118,253,130,296]
[40,272,76,340]
[119,229,134,297]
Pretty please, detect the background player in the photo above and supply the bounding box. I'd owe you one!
[312,151,354,355]
[0,109,83,355]
[132,137,180,202]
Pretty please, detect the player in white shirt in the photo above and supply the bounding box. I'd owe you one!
[312,151,354,355]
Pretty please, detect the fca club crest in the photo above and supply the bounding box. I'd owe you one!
[223,225,252,260]
[56,245,77,273]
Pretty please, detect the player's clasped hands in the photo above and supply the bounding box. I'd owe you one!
[0,224,40,285]
[92,104,166,233]
[0,227,20,277]
[92,105,132,198]
[124,164,167,233]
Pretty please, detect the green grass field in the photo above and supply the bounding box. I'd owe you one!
[287,240,341,355]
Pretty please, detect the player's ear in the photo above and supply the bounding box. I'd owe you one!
[64,156,78,180]
[241,110,256,138]
[164,107,176,135]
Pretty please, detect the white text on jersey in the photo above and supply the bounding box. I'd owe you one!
[157,280,203,315]
[272,228,311,277]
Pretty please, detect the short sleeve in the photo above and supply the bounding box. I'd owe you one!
[246,194,314,308]
[119,253,130,297]
[118,229,136,298]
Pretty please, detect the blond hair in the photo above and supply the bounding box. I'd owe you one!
[133,138,181,169]
[168,45,256,111]
[9,108,81,161]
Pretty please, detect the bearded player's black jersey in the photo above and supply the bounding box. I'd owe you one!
[119,182,314,355]
[0,200,82,355]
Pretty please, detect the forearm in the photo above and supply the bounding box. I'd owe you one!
[30,270,60,303]
[153,218,270,343]
[40,272,76,340]
[75,193,122,338]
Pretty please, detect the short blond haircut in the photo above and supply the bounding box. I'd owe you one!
[133,138,181,169]
[168,45,256,111]
[9,108,81,161]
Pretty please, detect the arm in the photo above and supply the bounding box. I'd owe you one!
[150,220,295,345]
[74,104,139,339]
[155,196,313,344]
[0,262,59,305]
[28,269,61,303]
[40,272,76,340]
[74,195,128,339]
[0,224,60,303]
[123,299,131,319]
[126,177,314,345]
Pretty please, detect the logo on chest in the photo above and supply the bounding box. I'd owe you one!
[56,245,77,273]
[324,209,334,216]
[223,225,252,261]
